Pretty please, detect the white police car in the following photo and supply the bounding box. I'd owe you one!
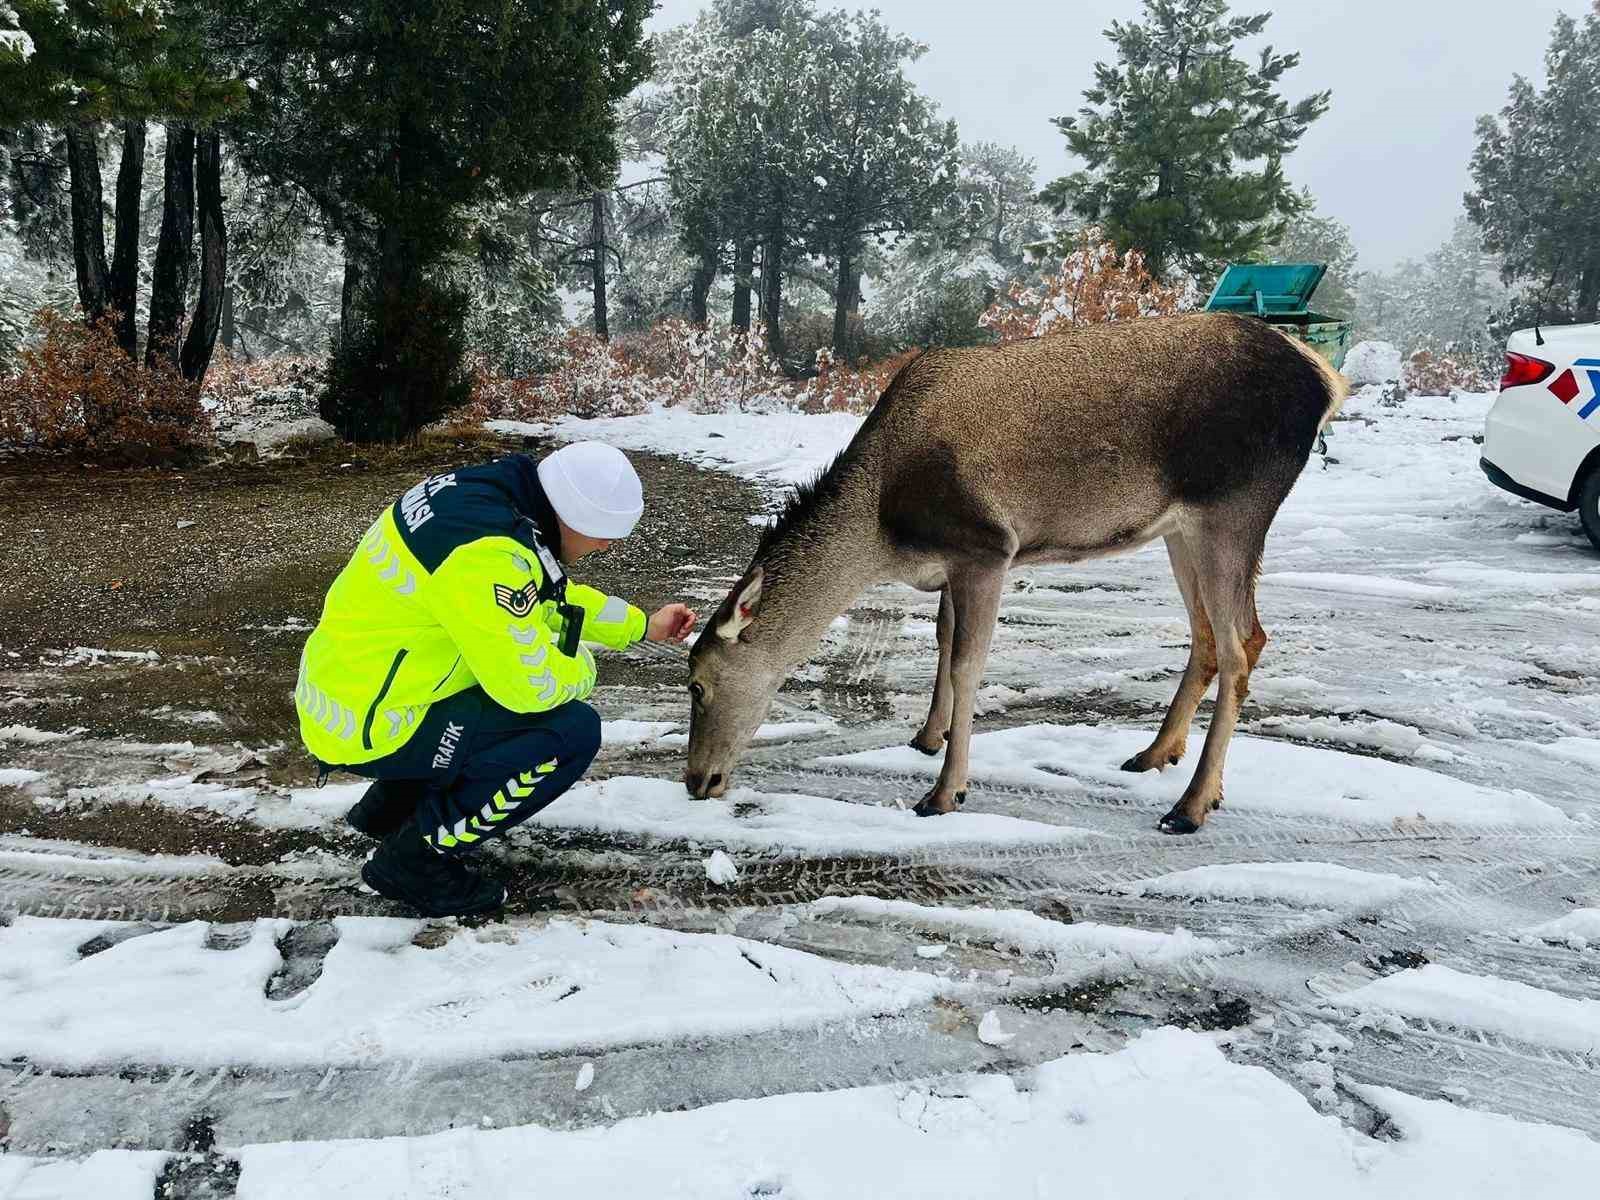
[1482,323,1600,550]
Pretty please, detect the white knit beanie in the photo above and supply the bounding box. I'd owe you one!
[536,442,644,539]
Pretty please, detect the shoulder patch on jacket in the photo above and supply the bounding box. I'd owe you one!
[493,581,540,618]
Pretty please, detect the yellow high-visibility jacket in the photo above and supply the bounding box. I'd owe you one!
[296,455,645,765]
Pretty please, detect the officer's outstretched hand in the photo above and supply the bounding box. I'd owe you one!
[647,603,697,643]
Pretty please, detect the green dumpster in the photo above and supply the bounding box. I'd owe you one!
[1203,262,1352,372]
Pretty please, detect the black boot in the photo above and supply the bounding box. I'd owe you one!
[345,779,428,839]
[361,821,507,918]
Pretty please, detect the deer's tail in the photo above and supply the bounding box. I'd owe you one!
[1285,335,1350,430]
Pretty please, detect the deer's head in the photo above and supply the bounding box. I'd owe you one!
[684,567,783,798]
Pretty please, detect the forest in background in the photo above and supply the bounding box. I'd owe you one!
[2,0,1599,458]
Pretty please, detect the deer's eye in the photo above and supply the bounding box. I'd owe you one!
[689,681,706,703]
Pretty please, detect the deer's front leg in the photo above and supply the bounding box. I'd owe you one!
[914,564,1005,817]
[910,585,955,756]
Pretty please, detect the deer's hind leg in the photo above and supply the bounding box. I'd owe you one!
[910,585,955,756]
[914,562,1006,817]
[1158,509,1271,835]
[1122,533,1217,774]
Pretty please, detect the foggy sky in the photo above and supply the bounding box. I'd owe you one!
[645,0,1590,270]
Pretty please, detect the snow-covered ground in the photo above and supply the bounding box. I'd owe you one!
[4,384,1600,1194]
[223,1030,1600,1199]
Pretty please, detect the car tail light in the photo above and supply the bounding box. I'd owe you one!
[1501,351,1554,391]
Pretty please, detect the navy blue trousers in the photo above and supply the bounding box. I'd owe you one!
[345,688,601,853]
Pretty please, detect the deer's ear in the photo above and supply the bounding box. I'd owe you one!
[716,568,764,641]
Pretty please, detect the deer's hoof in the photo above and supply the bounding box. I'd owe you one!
[908,730,949,757]
[1157,807,1200,835]
[1121,748,1182,773]
[913,789,966,818]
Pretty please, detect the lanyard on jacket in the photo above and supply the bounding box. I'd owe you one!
[516,518,586,657]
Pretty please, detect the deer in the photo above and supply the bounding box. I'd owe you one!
[684,312,1347,834]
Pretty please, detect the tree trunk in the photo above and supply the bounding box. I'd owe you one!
[830,244,855,359]
[339,253,365,349]
[590,190,609,341]
[64,124,111,327]
[731,241,754,331]
[108,120,146,357]
[1577,260,1600,325]
[179,131,227,385]
[325,239,387,439]
[335,196,428,441]
[146,124,195,369]
[761,227,784,361]
[689,241,716,324]
[989,183,1007,262]
[221,285,236,354]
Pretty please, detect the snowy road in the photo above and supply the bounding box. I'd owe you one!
[2,386,1599,1195]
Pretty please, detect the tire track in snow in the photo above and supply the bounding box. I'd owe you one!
[0,915,1249,1156]
[6,826,1597,927]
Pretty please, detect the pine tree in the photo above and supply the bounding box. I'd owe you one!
[660,0,954,363]
[660,0,816,358]
[949,143,1059,272]
[1043,0,1328,281]
[1262,188,1360,318]
[0,1,241,377]
[224,0,652,440]
[873,142,1058,349]
[803,11,958,359]
[1356,217,1508,372]
[220,170,345,360]
[2,123,75,263]
[1467,7,1600,324]
[529,176,674,338]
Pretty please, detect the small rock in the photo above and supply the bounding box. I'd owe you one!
[576,1062,595,1092]
[915,944,947,959]
[176,520,196,530]
[703,849,739,886]
[977,1010,1015,1046]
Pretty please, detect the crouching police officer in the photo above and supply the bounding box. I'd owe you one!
[295,442,696,917]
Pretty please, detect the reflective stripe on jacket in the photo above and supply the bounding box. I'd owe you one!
[296,455,646,765]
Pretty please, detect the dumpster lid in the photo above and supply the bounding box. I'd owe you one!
[1204,262,1328,316]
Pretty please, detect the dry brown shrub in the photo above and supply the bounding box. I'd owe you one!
[613,319,782,413]
[1400,348,1494,397]
[0,309,210,464]
[458,320,787,424]
[610,318,703,379]
[980,229,1188,343]
[201,353,324,419]
[456,365,555,426]
[802,348,923,414]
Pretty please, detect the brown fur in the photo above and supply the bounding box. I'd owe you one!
[687,313,1343,833]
